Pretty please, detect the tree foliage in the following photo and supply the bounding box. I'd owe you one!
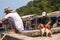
[16,0,60,16]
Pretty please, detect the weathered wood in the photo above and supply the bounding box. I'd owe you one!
[1,33,60,40]
[21,27,60,36]
[1,33,34,40]
[1,27,60,40]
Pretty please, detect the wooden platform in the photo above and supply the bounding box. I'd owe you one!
[21,27,60,36]
[1,27,60,40]
[1,33,34,40]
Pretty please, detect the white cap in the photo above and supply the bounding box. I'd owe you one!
[42,11,47,16]
[4,7,13,11]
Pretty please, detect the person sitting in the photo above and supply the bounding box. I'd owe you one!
[2,7,24,33]
[38,11,51,37]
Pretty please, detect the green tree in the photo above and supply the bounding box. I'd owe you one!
[16,0,60,16]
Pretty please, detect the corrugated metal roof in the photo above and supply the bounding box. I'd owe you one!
[21,14,35,18]
[47,11,60,17]
[37,11,60,17]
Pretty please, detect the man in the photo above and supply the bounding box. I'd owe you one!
[2,7,24,33]
[38,11,51,37]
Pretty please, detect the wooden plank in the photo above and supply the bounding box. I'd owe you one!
[21,27,60,36]
[1,33,33,40]
[1,27,60,40]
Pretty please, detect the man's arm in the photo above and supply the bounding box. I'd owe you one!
[47,21,51,25]
[2,18,6,22]
[47,17,51,25]
[46,17,51,25]
[2,13,11,22]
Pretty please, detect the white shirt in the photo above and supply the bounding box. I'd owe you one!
[4,12,24,31]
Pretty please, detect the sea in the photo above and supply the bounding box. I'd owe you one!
[0,29,10,34]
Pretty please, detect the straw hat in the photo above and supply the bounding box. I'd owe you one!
[4,7,13,11]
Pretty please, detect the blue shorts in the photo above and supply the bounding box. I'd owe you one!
[6,18,19,33]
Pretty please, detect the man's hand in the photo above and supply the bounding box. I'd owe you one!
[2,18,6,22]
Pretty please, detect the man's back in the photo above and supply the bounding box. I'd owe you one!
[4,12,24,31]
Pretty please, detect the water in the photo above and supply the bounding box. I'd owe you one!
[0,29,5,34]
[0,29,10,34]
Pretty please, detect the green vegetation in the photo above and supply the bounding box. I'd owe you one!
[16,0,60,16]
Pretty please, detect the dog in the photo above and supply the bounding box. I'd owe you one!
[40,28,52,37]
[45,28,52,37]
[40,28,45,37]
